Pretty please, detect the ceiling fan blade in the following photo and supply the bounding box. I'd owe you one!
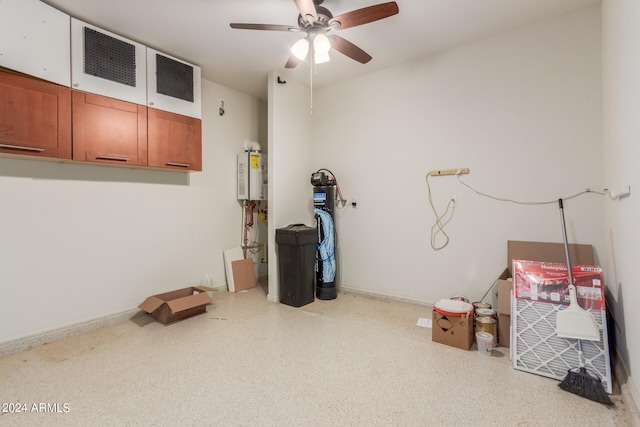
[230,23,299,32]
[328,1,399,30]
[330,35,372,64]
[285,54,302,69]
[293,0,318,24]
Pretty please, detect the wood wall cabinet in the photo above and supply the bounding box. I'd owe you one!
[148,108,202,171]
[2,3,202,172]
[72,90,148,166]
[0,70,71,159]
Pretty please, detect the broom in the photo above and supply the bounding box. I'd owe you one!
[559,341,613,405]
[556,199,613,405]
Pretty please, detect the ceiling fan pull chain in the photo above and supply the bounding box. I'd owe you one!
[310,44,314,114]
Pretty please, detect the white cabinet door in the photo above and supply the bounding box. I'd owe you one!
[0,0,70,86]
[147,48,201,119]
[71,18,147,106]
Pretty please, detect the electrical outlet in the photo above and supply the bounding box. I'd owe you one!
[611,185,631,200]
[429,168,470,176]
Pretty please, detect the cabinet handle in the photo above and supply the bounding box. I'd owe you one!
[166,162,190,168]
[0,143,45,152]
[97,155,130,162]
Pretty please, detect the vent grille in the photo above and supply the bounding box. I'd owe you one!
[156,54,194,102]
[83,27,136,87]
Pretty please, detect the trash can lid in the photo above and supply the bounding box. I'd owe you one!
[277,224,315,232]
[276,224,316,244]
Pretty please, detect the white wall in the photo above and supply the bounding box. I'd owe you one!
[267,71,315,301]
[311,7,603,304]
[601,0,640,404]
[0,78,266,343]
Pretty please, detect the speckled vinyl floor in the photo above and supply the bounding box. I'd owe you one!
[1,286,638,426]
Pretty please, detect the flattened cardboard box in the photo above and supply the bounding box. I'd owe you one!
[139,286,215,324]
[496,274,512,347]
[231,258,256,292]
[494,240,594,348]
[431,310,474,350]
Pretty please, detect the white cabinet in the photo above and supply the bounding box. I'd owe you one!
[0,0,70,86]
[71,18,147,106]
[147,48,201,119]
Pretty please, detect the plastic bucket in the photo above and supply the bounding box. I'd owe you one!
[475,316,498,347]
[476,332,493,356]
[472,301,491,311]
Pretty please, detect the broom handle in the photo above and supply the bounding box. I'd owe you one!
[577,339,586,368]
[560,199,587,369]
[558,199,578,305]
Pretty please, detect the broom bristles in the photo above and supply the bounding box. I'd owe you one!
[559,367,613,405]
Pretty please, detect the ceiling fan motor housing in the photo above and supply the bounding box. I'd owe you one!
[230,1,399,67]
[298,6,333,32]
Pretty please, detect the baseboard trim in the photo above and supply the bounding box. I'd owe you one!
[4,282,639,418]
[612,346,640,418]
[0,307,140,357]
[338,284,434,308]
[622,377,640,420]
[0,285,231,357]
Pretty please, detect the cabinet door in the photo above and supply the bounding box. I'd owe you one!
[148,108,202,171]
[71,18,146,105]
[0,0,70,86]
[72,91,147,166]
[0,70,71,159]
[146,48,201,119]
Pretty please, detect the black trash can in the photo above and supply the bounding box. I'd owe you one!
[275,224,316,307]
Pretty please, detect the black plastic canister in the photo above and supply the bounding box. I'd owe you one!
[275,224,316,307]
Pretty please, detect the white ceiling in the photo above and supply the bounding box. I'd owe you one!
[42,0,600,100]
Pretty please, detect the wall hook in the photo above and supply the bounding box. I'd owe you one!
[219,100,225,116]
[277,76,287,84]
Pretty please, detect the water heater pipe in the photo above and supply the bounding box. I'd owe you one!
[243,139,261,152]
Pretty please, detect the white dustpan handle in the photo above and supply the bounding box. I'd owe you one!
[556,199,601,342]
[559,199,578,306]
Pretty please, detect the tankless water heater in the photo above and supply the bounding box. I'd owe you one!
[237,151,267,201]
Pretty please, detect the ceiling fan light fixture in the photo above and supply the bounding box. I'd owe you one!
[314,51,330,64]
[313,33,331,54]
[291,38,309,60]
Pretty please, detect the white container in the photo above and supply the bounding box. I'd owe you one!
[475,316,498,347]
[476,332,493,356]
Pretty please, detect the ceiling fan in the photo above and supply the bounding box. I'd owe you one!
[230,0,399,68]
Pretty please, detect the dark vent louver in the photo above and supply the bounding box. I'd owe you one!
[83,27,136,87]
[156,54,194,102]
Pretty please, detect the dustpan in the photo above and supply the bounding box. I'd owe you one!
[555,199,600,342]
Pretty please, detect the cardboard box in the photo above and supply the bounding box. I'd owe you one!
[231,258,256,292]
[510,259,612,393]
[496,275,512,347]
[431,310,474,350]
[494,240,594,348]
[139,286,214,324]
[497,313,511,348]
[513,261,604,308]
